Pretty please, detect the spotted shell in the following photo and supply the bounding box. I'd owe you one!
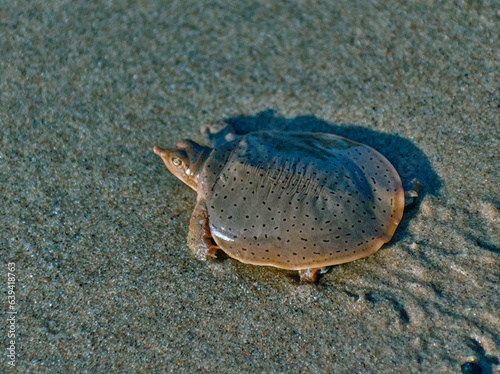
[198,131,405,270]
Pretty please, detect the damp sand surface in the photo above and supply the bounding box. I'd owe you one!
[1,1,498,373]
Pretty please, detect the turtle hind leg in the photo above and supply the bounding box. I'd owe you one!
[187,199,221,260]
[200,121,236,147]
[298,267,329,282]
[404,178,423,206]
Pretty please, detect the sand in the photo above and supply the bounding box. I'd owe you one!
[1,0,498,373]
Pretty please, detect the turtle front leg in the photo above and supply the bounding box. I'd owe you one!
[298,267,329,282]
[200,121,237,147]
[187,198,221,260]
[404,178,423,206]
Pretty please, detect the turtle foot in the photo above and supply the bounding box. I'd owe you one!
[298,267,329,282]
[404,178,423,206]
[188,199,221,260]
[201,121,236,147]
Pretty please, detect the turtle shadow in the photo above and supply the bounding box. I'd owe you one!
[222,109,441,239]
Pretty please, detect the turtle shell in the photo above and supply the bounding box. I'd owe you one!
[200,131,405,270]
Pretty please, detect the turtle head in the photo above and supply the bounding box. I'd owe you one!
[154,139,211,191]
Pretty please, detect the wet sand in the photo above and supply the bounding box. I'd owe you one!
[1,1,498,373]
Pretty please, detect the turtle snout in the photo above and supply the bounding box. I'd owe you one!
[153,146,169,158]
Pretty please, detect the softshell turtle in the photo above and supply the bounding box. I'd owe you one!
[154,123,419,282]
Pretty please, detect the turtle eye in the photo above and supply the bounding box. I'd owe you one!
[171,157,183,168]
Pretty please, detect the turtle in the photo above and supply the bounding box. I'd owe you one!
[154,122,420,282]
